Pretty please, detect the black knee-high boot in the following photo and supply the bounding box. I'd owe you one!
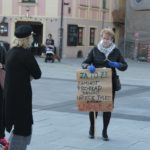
[89,112,98,138]
[102,112,111,141]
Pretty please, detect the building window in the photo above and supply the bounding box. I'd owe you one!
[0,23,8,36]
[90,28,95,46]
[102,0,108,9]
[67,24,78,46]
[102,0,106,9]
[78,27,84,46]
[68,7,71,14]
[22,0,36,3]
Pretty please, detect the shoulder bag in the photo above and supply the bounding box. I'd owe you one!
[115,75,121,91]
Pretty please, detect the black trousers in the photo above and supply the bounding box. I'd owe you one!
[89,112,111,132]
[89,91,115,132]
[0,86,5,138]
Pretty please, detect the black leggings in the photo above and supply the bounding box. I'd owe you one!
[89,91,115,132]
[89,112,111,132]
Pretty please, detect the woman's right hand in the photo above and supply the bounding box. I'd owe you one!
[107,61,121,69]
[87,64,96,73]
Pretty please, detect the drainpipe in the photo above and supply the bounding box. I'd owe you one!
[59,0,64,59]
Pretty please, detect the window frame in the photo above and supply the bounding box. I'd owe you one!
[102,0,109,9]
[0,22,8,36]
[67,24,78,46]
[78,27,84,46]
[89,28,96,46]
[22,0,36,3]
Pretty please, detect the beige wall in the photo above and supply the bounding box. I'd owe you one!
[2,0,12,15]
[45,0,59,17]
[0,0,117,58]
[62,17,113,58]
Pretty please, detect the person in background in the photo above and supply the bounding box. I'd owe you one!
[45,33,54,47]
[0,45,8,147]
[31,33,39,55]
[45,34,60,62]
[82,28,128,141]
[4,25,41,150]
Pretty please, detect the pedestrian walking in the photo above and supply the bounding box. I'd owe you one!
[82,28,128,141]
[4,25,41,150]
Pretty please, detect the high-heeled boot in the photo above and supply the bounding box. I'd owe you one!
[89,112,98,139]
[89,125,94,139]
[102,129,109,141]
[102,112,111,141]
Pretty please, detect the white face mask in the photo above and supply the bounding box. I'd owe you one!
[100,39,112,48]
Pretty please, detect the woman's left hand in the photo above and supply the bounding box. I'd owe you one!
[108,61,121,69]
[87,64,96,73]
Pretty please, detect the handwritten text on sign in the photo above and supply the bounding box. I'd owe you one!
[76,68,113,112]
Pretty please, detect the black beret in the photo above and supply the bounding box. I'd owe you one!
[15,25,33,38]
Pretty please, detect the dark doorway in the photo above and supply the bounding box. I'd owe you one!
[15,21,43,55]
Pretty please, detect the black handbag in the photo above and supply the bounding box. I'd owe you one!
[115,75,121,91]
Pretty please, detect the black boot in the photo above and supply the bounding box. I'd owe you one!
[102,129,109,141]
[89,126,94,139]
[102,112,111,141]
[89,112,98,139]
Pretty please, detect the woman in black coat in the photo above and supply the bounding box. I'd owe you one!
[82,28,128,141]
[4,25,41,150]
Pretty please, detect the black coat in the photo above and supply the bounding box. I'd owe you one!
[82,46,128,92]
[4,47,41,136]
[0,45,6,65]
[0,46,6,138]
[46,38,54,46]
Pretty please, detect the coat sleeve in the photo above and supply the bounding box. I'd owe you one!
[117,49,128,71]
[81,48,94,69]
[0,46,6,65]
[25,52,42,79]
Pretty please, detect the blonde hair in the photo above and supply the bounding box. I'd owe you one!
[12,35,33,49]
[100,28,115,40]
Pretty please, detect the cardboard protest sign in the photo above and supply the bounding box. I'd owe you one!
[76,68,113,112]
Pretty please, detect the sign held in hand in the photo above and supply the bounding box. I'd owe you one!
[76,68,113,112]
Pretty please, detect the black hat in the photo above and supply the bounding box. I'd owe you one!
[15,25,33,38]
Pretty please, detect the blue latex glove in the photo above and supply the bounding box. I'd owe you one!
[108,61,121,69]
[87,64,96,73]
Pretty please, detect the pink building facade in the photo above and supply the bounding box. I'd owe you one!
[0,0,118,58]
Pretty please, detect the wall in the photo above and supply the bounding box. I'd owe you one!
[0,0,116,58]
